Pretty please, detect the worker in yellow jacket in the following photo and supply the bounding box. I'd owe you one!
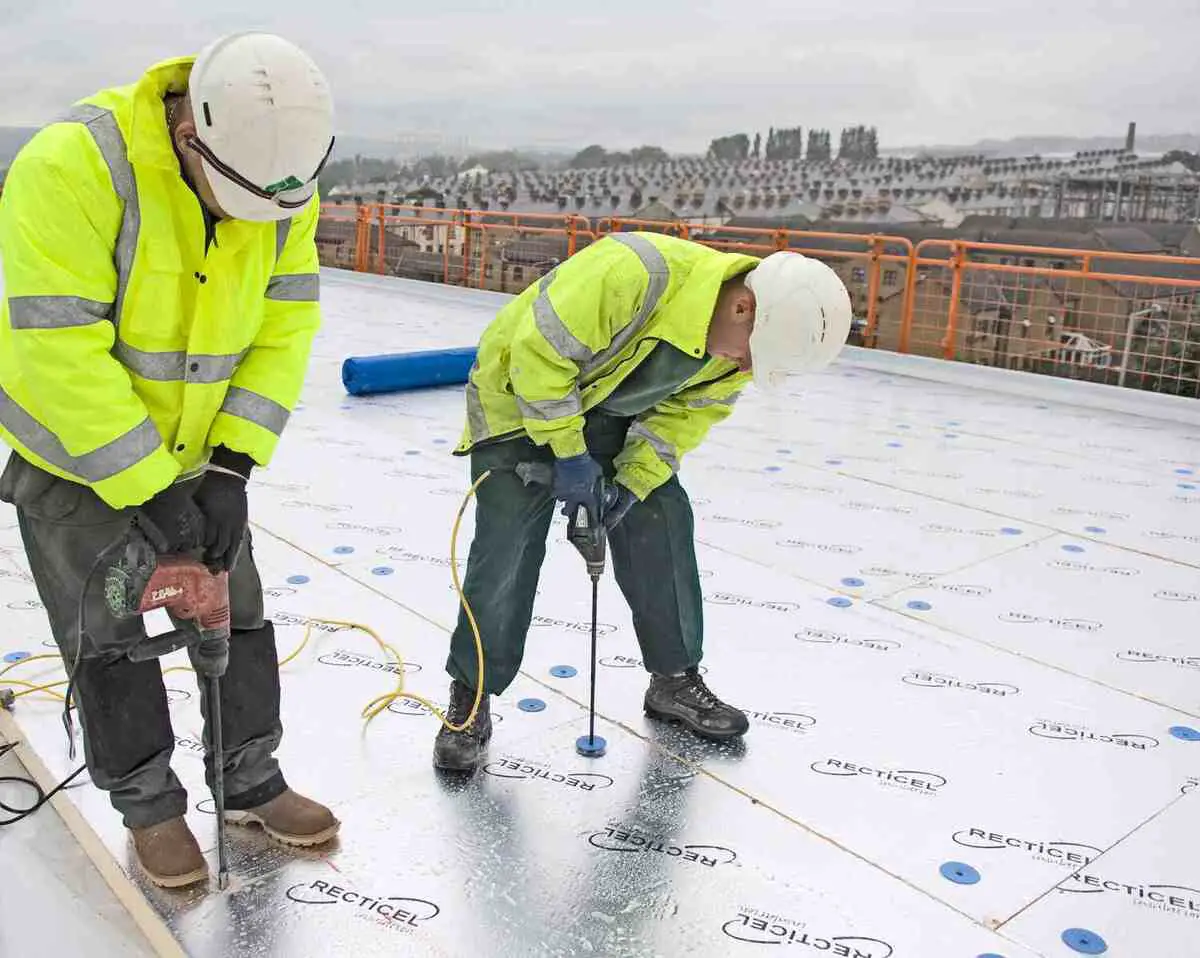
[0,33,338,887]
[435,231,851,771]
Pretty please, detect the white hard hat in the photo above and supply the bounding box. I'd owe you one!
[188,32,334,221]
[744,251,852,389]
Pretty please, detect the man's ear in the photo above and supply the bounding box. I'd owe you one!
[172,116,197,155]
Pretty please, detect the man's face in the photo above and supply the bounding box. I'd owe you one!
[171,106,231,219]
[706,283,756,372]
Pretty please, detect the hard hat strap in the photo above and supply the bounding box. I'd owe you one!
[186,135,335,209]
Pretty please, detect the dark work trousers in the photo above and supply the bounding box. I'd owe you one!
[0,452,287,829]
[446,413,704,695]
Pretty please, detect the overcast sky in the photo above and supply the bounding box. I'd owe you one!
[1,0,1196,153]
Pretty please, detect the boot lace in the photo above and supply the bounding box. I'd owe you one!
[684,671,722,710]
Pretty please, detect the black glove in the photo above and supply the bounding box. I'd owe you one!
[602,484,638,531]
[192,447,254,572]
[552,453,605,521]
[135,482,206,554]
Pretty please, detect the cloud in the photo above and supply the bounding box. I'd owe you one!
[1,0,1197,152]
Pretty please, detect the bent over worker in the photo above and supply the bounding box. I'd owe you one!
[435,232,851,771]
[0,33,339,887]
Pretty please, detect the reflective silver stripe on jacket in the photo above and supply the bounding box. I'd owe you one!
[517,391,583,421]
[64,105,138,330]
[464,360,489,442]
[266,274,320,302]
[115,342,245,384]
[7,296,111,330]
[0,385,163,482]
[532,272,591,365]
[220,386,289,436]
[276,219,292,261]
[581,233,670,380]
[627,421,679,472]
[687,393,739,410]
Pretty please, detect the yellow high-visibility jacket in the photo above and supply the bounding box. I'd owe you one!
[0,56,321,509]
[457,232,759,500]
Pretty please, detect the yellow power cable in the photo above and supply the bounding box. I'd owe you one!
[0,471,493,733]
[0,653,62,681]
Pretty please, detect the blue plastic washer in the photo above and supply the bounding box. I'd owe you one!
[550,665,577,679]
[939,861,980,885]
[944,433,959,439]
[1062,544,1085,553]
[777,448,793,455]
[333,545,355,555]
[1169,726,1200,742]
[433,438,448,445]
[404,450,421,456]
[1000,527,1024,536]
[826,458,843,466]
[946,420,962,426]
[841,577,865,588]
[576,734,607,757]
[287,575,310,585]
[518,698,546,713]
[908,600,933,611]
[1061,928,1107,954]
[1084,526,1107,535]
[1180,482,1197,490]
[764,466,783,473]
[3,651,30,664]
[976,954,1007,958]
[897,424,911,430]
[372,566,394,576]
[887,441,904,448]
[827,597,853,608]
[1175,467,1194,476]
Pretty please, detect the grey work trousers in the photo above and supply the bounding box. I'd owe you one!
[0,452,287,828]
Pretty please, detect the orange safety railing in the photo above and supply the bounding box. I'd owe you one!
[317,202,1200,399]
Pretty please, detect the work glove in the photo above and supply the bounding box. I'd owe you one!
[551,453,605,522]
[135,482,207,555]
[192,447,254,572]
[602,484,638,532]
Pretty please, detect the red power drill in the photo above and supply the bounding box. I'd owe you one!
[103,524,234,889]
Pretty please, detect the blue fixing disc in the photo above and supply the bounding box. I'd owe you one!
[827,597,853,608]
[999,527,1023,536]
[1084,526,1107,534]
[518,698,546,713]
[907,600,933,611]
[1181,483,1197,491]
[1175,467,1194,475]
[576,734,607,757]
[976,954,1007,958]
[897,424,911,430]
[887,441,903,448]
[841,577,865,588]
[764,466,783,473]
[550,665,577,679]
[826,459,843,466]
[1169,725,1200,742]
[777,448,793,454]
[1061,928,1107,954]
[333,545,355,555]
[3,651,30,664]
[404,450,421,456]
[1062,544,1085,553]
[939,861,981,885]
[372,566,395,576]
[433,438,448,445]
[946,420,962,426]
[944,433,959,439]
[287,575,310,585]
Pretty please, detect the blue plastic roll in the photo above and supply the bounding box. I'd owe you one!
[342,347,478,396]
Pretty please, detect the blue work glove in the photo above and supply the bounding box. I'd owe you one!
[552,453,605,521]
[602,485,638,531]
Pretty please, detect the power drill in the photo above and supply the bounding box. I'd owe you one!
[103,525,234,889]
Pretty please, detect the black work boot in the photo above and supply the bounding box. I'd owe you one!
[433,679,492,772]
[644,668,749,741]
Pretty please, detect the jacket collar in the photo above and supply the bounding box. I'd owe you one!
[127,56,195,170]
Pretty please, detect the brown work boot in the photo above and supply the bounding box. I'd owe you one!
[129,817,209,889]
[225,789,340,847]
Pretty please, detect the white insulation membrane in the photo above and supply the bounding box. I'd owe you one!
[1,268,1198,958]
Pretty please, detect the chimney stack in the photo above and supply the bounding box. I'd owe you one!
[1125,122,1136,152]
